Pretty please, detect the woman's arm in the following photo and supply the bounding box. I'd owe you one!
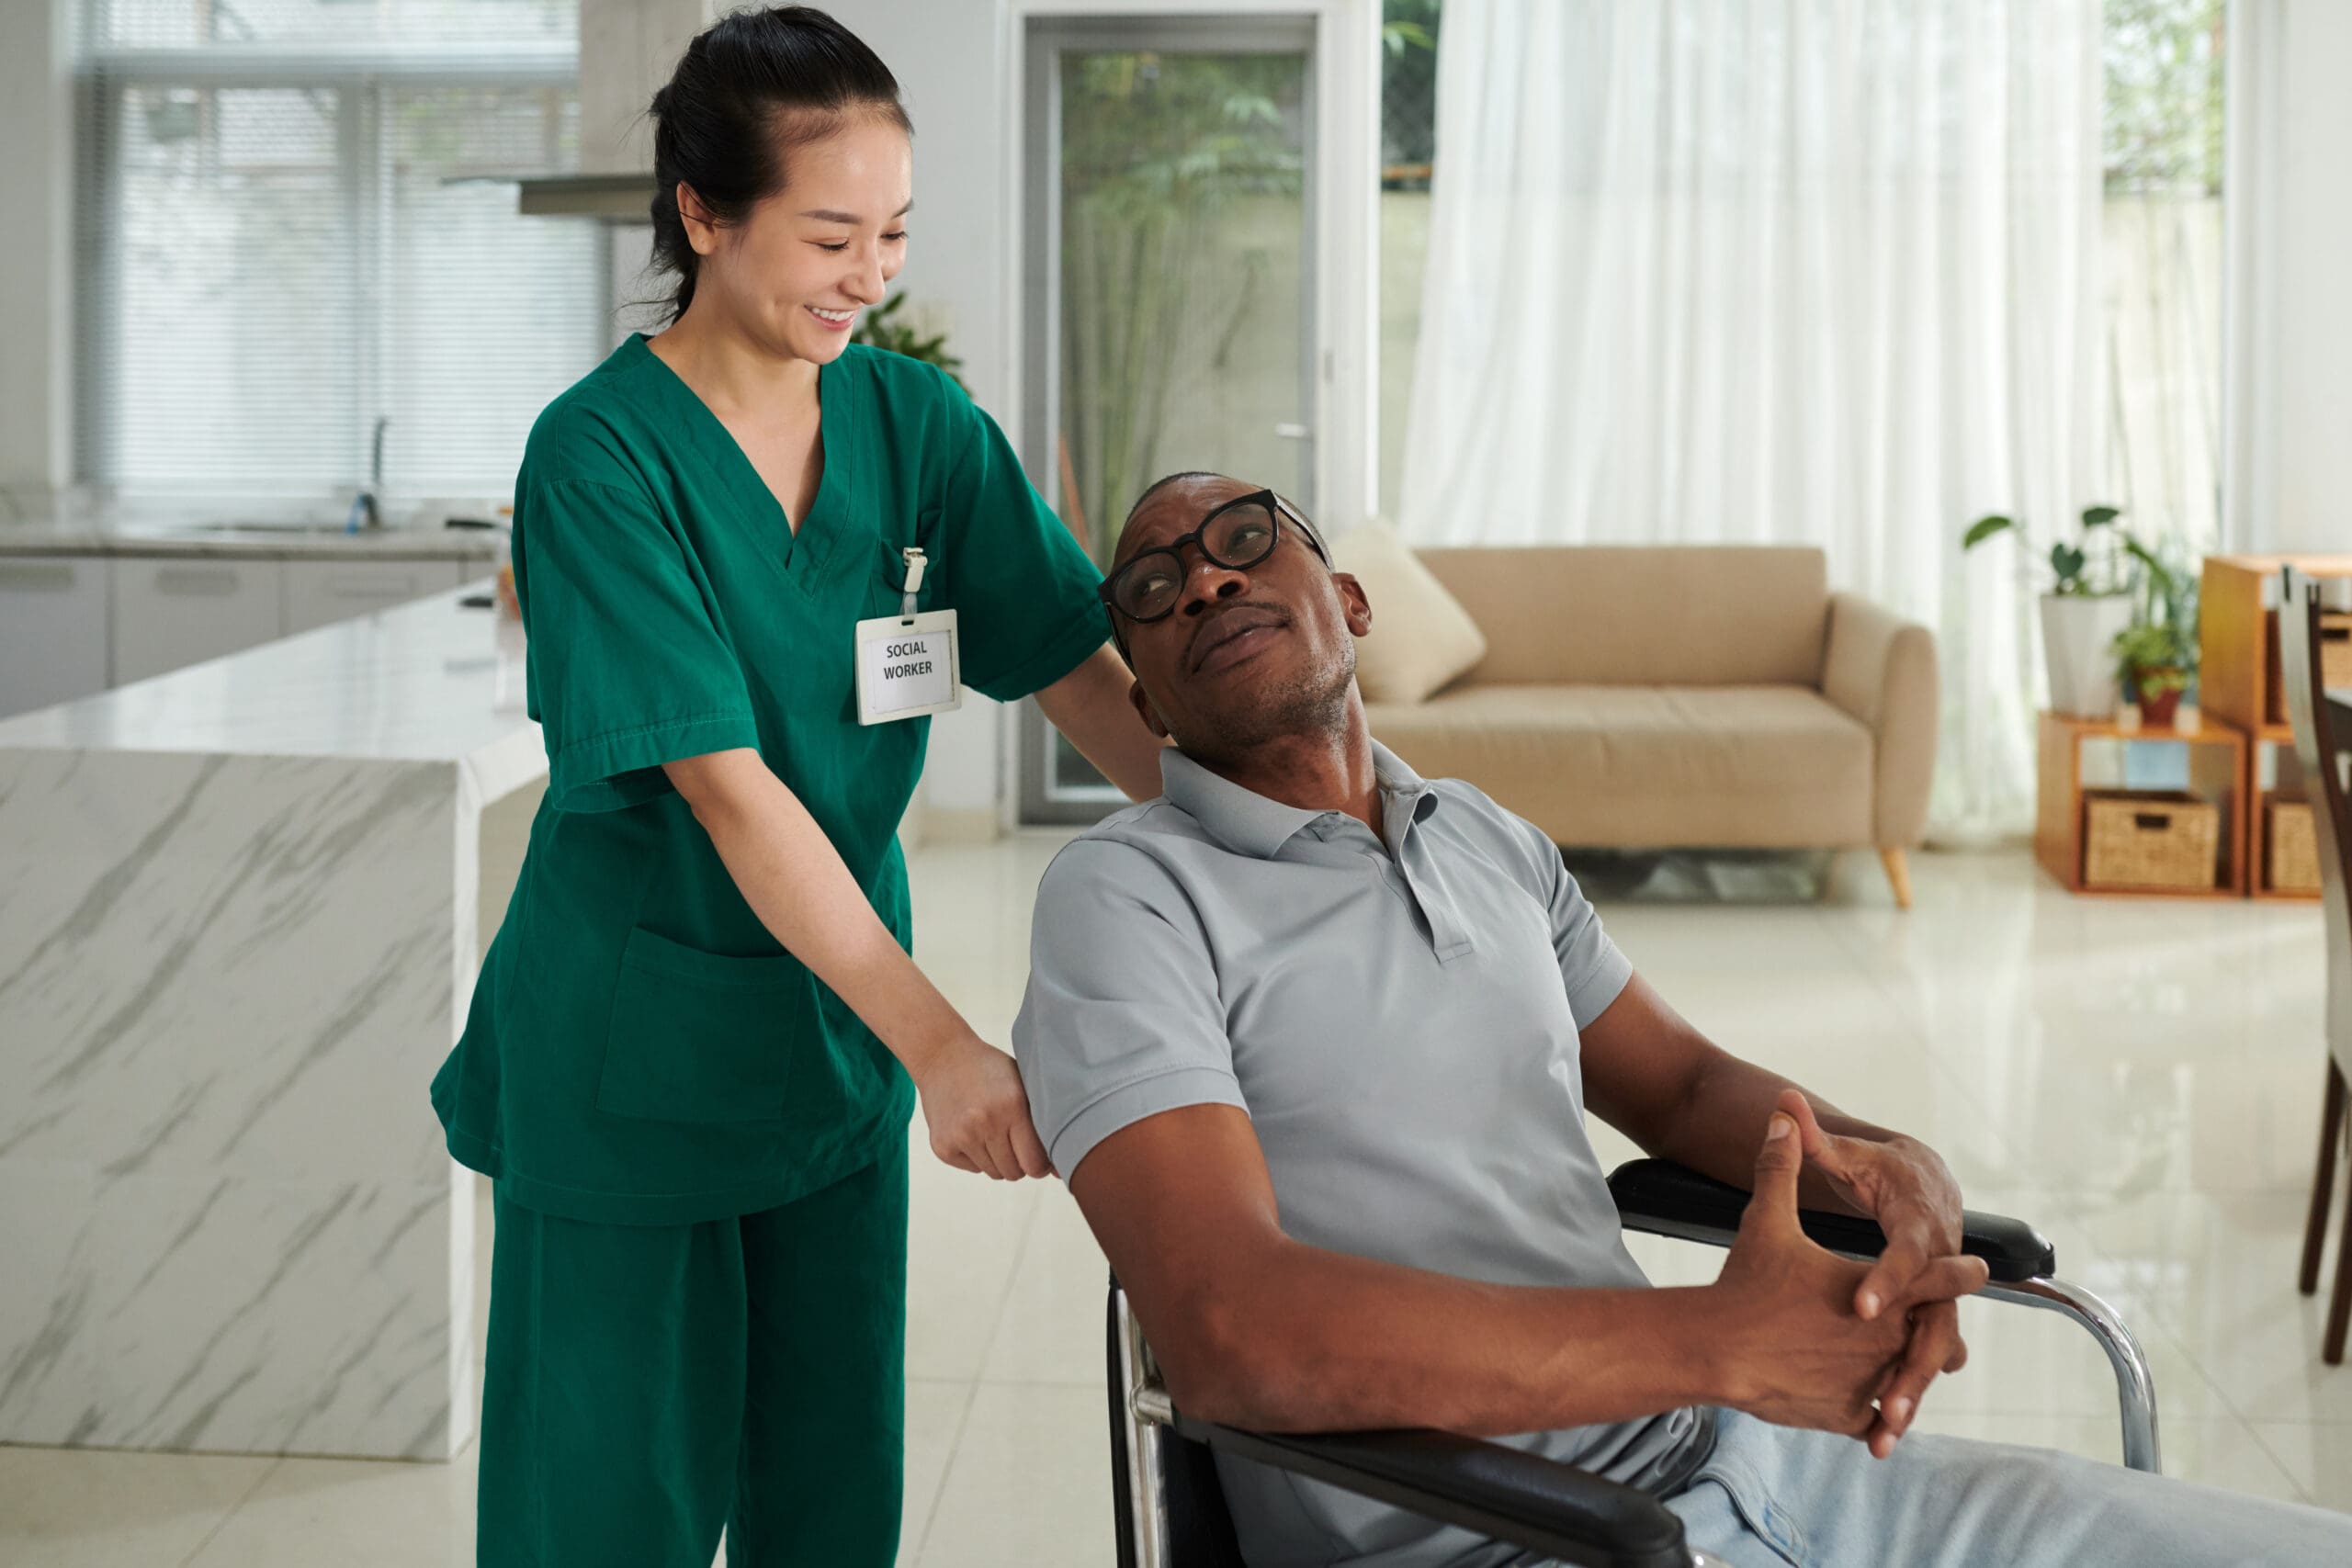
[664,747,1051,1180]
[1035,644,1167,801]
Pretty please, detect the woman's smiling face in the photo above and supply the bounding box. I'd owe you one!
[680,112,912,364]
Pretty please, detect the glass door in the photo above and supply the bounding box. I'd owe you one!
[1019,14,1319,823]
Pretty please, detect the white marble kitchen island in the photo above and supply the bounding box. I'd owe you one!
[0,586,542,1461]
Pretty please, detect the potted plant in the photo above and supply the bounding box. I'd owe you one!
[852,294,967,391]
[1962,504,2159,717]
[2110,622,2194,727]
[2109,539,2199,728]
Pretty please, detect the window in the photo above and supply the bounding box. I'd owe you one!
[2102,0,2226,550]
[1018,15,1318,821]
[1378,0,1440,520]
[74,1,602,504]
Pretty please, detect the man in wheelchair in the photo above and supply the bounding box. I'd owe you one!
[1011,472,2350,1568]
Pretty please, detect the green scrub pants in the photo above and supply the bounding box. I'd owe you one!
[475,1132,910,1567]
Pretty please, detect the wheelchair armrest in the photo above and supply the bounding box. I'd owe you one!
[1167,1414,1691,1568]
[1606,1158,2056,1284]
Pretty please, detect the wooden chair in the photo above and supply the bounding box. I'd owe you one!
[2281,567,2352,1363]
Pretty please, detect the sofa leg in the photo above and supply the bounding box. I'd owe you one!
[1878,848,1914,910]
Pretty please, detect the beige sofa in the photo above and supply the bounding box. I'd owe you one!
[1362,545,1937,908]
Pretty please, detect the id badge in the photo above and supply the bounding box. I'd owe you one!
[855,608,961,724]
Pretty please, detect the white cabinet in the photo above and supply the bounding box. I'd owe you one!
[15,547,483,710]
[282,559,469,636]
[0,555,112,719]
[110,558,286,685]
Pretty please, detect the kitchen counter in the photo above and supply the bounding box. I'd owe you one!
[0,586,543,1461]
[0,583,541,790]
[0,514,504,561]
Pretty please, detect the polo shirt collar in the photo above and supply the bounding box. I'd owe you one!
[1159,740,1440,861]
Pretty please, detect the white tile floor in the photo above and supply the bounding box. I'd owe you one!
[5,838,2348,1566]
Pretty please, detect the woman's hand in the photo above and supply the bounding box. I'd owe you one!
[912,1034,1056,1180]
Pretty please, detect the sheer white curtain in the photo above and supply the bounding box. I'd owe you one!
[1397,0,2105,839]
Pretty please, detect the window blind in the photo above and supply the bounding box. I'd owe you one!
[75,1,604,506]
[86,0,576,52]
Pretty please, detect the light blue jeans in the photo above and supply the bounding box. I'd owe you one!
[1652,1411,2350,1567]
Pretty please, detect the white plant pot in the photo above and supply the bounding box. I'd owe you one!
[2040,593,2135,718]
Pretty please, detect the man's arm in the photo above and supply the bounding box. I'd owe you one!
[1577,976,1973,1456]
[1577,974,1900,1209]
[1521,830,1923,1216]
[1069,1101,1981,1440]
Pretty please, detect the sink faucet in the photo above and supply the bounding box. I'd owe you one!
[346,416,388,531]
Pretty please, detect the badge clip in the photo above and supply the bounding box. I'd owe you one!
[899,547,927,623]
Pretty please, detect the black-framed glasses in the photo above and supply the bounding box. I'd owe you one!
[1098,490,1324,624]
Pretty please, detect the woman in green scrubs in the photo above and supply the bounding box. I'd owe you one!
[427,9,1164,1563]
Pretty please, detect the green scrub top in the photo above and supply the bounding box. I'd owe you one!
[430,335,1109,1225]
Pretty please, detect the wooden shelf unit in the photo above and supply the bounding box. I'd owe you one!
[2199,553,2352,899]
[2033,710,2247,897]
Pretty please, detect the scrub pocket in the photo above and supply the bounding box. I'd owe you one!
[594,926,805,1123]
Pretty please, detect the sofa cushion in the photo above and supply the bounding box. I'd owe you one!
[1366,684,1873,849]
[1412,546,1830,687]
[1332,522,1489,703]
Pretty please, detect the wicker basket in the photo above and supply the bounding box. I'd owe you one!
[2267,799,2322,894]
[2083,791,2221,892]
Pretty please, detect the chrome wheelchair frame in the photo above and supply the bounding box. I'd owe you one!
[1109,1159,2159,1568]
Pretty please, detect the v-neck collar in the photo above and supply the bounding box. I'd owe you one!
[622,333,859,590]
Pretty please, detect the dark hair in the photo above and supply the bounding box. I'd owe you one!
[647,6,912,323]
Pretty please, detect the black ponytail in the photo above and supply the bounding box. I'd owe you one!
[647,6,912,323]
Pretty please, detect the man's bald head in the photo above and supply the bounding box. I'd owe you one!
[1122,470,1226,539]
[1112,470,1330,573]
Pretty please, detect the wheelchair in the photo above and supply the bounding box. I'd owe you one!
[1107,1159,2160,1568]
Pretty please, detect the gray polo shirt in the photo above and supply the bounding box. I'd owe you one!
[1013,742,1714,1568]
